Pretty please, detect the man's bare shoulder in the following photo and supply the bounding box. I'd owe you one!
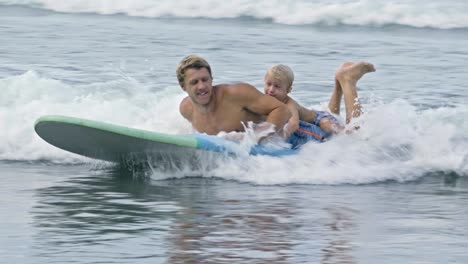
[221,82,260,98]
[228,82,256,90]
[179,96,193,121]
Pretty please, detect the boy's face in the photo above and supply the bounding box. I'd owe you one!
[264,73,290,102]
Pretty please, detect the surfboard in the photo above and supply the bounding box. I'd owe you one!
[34,115,296,164]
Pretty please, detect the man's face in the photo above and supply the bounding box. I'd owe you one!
[183,67,213,106]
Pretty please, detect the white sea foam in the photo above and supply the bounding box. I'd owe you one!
[0,71,190,162]
[1,0,468,29]
[199,101,468,185]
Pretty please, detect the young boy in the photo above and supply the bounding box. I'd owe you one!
[263,62,375,147]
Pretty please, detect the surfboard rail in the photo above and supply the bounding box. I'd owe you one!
[34,115,297,163]
[35,115,198,148]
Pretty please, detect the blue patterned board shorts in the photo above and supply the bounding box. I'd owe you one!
[312,111,340,127]
[286,111,340,149]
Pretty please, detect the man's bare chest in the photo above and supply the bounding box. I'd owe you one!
[192,107,246,134]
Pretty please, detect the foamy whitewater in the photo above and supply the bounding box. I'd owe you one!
[1,1,468,185]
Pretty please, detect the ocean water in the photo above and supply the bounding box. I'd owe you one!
[1,0,468,263]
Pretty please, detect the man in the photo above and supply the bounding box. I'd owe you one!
[177,55,291,139]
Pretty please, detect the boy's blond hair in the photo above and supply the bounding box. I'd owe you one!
[176,55,212,87]
[265,64,294,92]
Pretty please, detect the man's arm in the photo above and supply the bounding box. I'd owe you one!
[228,83,291,134]
[179,97,193,122]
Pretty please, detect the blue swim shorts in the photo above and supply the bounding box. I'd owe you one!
[286,112,340,149]
[313,110,340,126]
[287,120,329,149]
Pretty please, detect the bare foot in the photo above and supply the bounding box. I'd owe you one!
[334,62,375,124]
[336,61,375,85]
[331,62,354,94]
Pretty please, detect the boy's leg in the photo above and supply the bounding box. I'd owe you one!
[328,62,354,115]
[335,62,375,124]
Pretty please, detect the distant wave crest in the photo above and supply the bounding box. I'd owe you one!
[2,0,468,29]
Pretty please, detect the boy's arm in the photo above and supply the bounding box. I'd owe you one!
[284,99,300,138]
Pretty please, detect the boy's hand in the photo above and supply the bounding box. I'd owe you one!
[282,120,299,139]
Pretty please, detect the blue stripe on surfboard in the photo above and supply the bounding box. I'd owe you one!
[193,134,298,156]
[193,134,239,153]
[250,146,298,156]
